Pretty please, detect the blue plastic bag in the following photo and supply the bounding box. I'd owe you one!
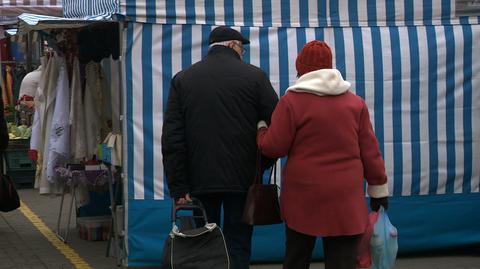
[370,207,398,269]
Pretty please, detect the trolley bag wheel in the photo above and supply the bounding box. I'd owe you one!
[161,198,230,269]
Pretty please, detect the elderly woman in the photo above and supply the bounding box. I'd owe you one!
[257,40,389,269]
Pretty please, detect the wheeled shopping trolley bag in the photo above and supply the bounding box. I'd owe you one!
[161,198,230,269]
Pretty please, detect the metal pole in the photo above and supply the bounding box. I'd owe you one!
[64,185,76,243]
[107,164,121,266]
[56,182,67,242]
[26,32,33,72]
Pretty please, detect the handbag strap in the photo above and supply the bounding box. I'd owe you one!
[253,149,262,184]
[268,162,277,186]
[254,149,277,186]
[0,151,3,174]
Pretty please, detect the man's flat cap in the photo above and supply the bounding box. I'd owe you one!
[208,26,250,45]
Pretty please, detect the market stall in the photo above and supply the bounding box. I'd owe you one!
[115,0,480,266]
[0,1,63,188]
[16,11,124,264]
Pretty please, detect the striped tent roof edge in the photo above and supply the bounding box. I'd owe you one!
[18,12,114,34]
[0,0,62,17]
[0,0,61,4]
[5,28,16,35]
[63,0,119,19]
[119,0,480,27]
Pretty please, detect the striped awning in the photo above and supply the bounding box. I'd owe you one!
[116,1,480,266]
[5,28,16,34]
[124,21,480,265]
[0,0,62,17]
[62,0,118,19]
[120,0,480,27]
[17,12,114,34]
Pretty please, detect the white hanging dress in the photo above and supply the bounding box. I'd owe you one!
[83,62,105,160]
[38,56,63,195]
[46,59,71,183]
[69,57,87,161]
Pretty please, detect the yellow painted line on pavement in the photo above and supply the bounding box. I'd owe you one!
[18,201,93,269]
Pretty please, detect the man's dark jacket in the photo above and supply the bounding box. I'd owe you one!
[162,46,279,199]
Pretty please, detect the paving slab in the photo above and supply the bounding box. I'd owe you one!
[0,211,49,269]
[1,188,480,269]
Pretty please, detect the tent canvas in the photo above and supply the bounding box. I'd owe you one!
[17,13,114,34]
[0,0,63,19]
[61,0,480,266]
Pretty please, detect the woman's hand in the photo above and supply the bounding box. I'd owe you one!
[370,197,389,211]
[257,120,267,129]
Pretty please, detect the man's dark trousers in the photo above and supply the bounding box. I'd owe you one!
[195,193,253,269]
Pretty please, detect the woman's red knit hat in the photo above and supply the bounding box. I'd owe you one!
[295,40,333,76]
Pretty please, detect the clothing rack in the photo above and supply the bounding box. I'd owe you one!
[56,177,76,243]
[54,161,123,265]
[104,163,123,266]
[55,163,84,243]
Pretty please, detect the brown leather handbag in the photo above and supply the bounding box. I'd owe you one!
[242,152,282,225]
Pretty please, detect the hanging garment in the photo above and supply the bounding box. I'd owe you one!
[99,58,112,129]
[31,56,54,155]
[69,57,87,161]
[103,132,122,167]
[84,62,108,159]
[77,24,120,64]
[46,61,71,183]
[100,58,122,167]
[0,38,12,62]
[5,65,14,106]
[31,57,50,189]
[38,56,63,195]
[19,65,42,100]
[109,58,121,133]
[34,154,43,189]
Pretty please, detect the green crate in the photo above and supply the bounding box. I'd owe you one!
[7,170,35,189]
[4,149,35,171]
[7,139,30,149]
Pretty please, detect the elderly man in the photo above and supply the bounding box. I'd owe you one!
[162,26,278,268]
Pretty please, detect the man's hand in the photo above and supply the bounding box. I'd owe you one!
[176,193,192,205]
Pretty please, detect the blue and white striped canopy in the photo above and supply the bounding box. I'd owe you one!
[63,0,118,19]
[17,12,113,34]
[123,2,480,202]
[116,0,480,265]
[0,0,62,17]
[120,0,480,26]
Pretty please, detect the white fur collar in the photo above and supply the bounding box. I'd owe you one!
[287,69,351,96]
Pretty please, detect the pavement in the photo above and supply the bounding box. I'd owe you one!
[1,188,479,269]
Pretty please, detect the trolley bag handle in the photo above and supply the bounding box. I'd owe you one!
[171,197,208,224]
